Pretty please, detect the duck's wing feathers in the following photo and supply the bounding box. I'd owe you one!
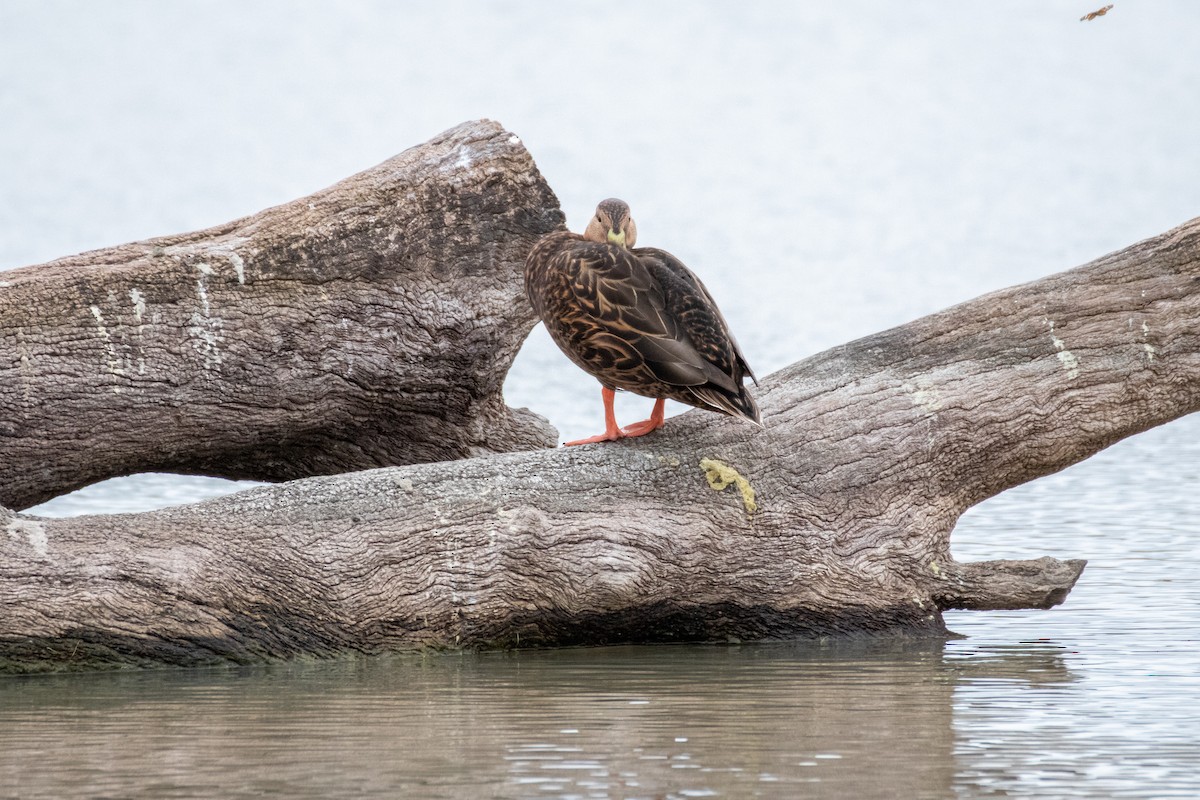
[634,247,758,387]
[549,241,736,393]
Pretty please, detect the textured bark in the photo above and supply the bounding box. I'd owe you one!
[0,120,561,511]
[3,203,1199,671]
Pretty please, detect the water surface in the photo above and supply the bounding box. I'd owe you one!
[0,641,1080,799]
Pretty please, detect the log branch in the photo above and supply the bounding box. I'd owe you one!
[3,132,1199,670]
[0,120,562,510]
[931,558,1088,611]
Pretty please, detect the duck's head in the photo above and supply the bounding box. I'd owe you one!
[584,198,638,249]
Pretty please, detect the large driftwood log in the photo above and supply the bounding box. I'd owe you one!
[3,208,1198,671]
[0,120,560,511]
[4,209,1195,671]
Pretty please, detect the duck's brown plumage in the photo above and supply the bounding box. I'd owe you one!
[525,202,760,430]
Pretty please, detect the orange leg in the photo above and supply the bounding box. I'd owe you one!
[563,387,625,446]
[620,397,666,438]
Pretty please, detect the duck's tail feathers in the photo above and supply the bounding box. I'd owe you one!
[691,385,763,428]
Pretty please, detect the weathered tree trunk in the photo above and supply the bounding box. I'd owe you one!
[0,120,561,511]
[3,160,1199,671]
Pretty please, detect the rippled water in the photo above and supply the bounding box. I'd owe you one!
[1,643,954,799]
[4,2,1200,798]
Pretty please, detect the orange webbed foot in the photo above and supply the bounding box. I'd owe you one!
[563,391,666,446]
[619,418,664,438]
[620,397,666,439]
[563,430,625,446]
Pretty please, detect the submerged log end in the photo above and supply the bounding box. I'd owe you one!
[0,602,951,675]
[931,557,1088,611]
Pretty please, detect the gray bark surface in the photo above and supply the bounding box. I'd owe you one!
[3,141,1199,671]
[0,120,561,511]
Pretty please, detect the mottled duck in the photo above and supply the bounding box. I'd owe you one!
[525,198,760,446]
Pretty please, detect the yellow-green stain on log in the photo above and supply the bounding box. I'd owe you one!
[699,457,757,516]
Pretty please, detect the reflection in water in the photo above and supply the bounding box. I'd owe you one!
[949,627,1200,798]
[0,640,1074,800]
